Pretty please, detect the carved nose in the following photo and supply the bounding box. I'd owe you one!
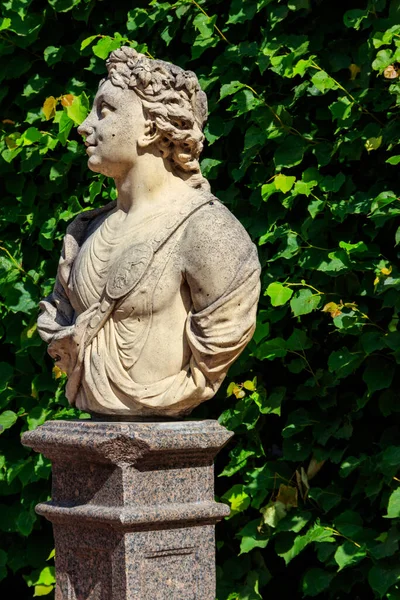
[77,122,94,138]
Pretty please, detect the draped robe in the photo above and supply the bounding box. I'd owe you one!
[38,193,261,417]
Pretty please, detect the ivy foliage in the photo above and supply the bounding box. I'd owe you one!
[1,0,400,598]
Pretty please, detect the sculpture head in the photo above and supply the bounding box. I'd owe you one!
[78,46,210,191]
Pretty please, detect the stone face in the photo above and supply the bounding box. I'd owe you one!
[22,419,233,600]
[37,46,261,417]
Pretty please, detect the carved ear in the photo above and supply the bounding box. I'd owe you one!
[138,119,159,148]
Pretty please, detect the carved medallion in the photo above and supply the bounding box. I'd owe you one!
[106,243,154,301]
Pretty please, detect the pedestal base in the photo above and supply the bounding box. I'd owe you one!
[22,419,233,600]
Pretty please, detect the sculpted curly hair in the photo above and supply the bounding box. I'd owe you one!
[105,46,210,192]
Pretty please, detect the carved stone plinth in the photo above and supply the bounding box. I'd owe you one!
[22,419,233,600]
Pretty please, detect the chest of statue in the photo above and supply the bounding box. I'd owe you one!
[69,210,185,319]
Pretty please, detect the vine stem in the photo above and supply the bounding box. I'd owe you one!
[242,83,313,143]
[284,282,323,295]
[310,61,384,126]
[323,526,366,552]
[0,245,33,280]
[287,229,333,252]
[188,0,231,44]
[289,349,320,387]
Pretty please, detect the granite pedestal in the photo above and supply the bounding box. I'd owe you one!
[22,419,233,600]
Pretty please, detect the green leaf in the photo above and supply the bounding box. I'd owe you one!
[387,156,400,165]
[220,81,246,100]
[237,519,269,554]
[48,0,82,12]
[302,568,334,597]
[329,96,353,121]
[276,524,335,564]
[80,35,98,51]
[219,445,256,477]
[277,511,312,533]
[193,13,217,37]
[286,329,312,351]
[385,488,400,518]
[274,138,305,168]
[221,484,251,518]
[253,338,287,360]
[339,456,365,478]
[34,567,56,586]
[368,565,400,598]
[0,18,11,31]
[92,36,122,59]
[265,282,293,306]
[311,70,338,93]
[19,127,42,146]
[334,541,367,571]
[58,111,74,145]
[274,173,296,193]
[252,387,285,416]
[290,289,321,316]
[64,92,89,125]
[227,0,257,24]
[27,406,49,431]
[288,0,310,10]
[320,172,346,192]
[363,357,395,394]
[372,49,394,72]
[0,363,13,392]
[282,408,312,438]
[328,347,363,379]
[0,410,17,433]
[343,9,369,30]
[16,510,36,536]
[43,45,65,66]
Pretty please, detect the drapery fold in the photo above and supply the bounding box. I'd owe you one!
[38,199,261,417]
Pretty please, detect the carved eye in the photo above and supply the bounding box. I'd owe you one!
[99,101,114,115]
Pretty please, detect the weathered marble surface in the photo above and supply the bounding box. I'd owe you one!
[22,419,233,600]
[37,47,261,417]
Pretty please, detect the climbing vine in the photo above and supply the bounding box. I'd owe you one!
[1,0,400,598]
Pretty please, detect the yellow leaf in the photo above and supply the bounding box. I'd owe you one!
[261,500,287,528]
[226,382,236,397]
[34,585,54,597]
[373,276,380,286]
[276,483,298,509]
[31,381,38,399]
[42,96,58,121]
[234,387,246,399]
[365,136,382,152]
[300,467,310,499]
[5,134,20,149]
[61,94,74,107]
[381,266,392,275]
[322,301,342,318]
[349,63,361,80]
[26,322,37,339]
[52,365,65,379]
[306,456,326,481]
[243,380,256,391]
[322,301,338,313]
[384,65,398,79]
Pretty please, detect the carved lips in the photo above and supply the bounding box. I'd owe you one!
[84,140,97,154]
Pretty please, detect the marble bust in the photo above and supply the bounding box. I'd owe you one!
[38,47,261,418]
